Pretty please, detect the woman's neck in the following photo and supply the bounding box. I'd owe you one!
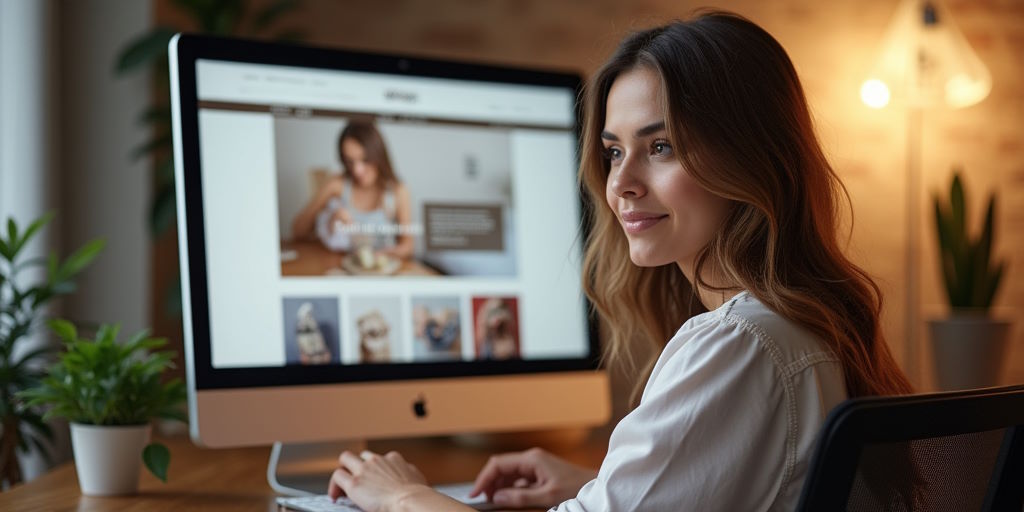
[697,288,743,311]
[350,180,382,193]
[678,259,743,310]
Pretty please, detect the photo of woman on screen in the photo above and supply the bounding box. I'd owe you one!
[290,120,415,271]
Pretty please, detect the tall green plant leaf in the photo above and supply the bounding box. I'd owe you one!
[55,239,106,282]
[115,27,179,74]
[7,218,19,250]
[131,133,173,162]
[978,195,995,276]
[48,319,77,344]
[155,158,175,188]
[950,174,965,245]
[150,181,178,236]
[11,213,54,256]
[984,262,1005,308]
[932,171,1007,311]
[137,105,172,127]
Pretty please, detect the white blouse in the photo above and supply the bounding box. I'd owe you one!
[553,291,848,512]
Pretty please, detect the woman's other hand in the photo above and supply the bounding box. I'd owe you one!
[327,450,429,512]
[331,206,353,226]
[469,447,598,509]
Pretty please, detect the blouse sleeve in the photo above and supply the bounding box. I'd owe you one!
[552,318,791,512]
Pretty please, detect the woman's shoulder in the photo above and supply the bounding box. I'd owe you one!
[721,291,838,364]
[389,181,410,198]
[321,176,346,195]
[666,291,839,375]
[647,291,846,420]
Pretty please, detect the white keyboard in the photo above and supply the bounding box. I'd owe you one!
[276,482,498,511]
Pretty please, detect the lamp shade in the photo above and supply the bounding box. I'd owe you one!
[861,0,991,109]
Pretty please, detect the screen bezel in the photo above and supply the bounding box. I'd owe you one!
[172,34,600,391]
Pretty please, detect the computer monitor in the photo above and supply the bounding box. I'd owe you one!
[169,33,609,489]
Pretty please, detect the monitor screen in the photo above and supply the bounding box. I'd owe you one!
[170,34,608,449]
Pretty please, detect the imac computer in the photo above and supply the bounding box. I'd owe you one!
[169,34,609,494]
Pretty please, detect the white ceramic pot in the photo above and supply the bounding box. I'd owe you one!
[928,316,1012,391]
[69,422,151,496]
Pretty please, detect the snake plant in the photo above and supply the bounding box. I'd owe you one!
[932,171,1005,312]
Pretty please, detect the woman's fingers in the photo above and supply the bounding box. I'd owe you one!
[469,454,506,497]
[327,467,353,501]
[492,485,556,509]
[329,451,366,501]
[339,450,365,473]
[470,452,535,498]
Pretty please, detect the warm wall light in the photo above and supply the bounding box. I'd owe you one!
[862,0,991,109]
[861,79,891,109]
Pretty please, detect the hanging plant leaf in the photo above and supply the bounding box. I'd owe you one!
[115,27,179,74]
[143,442,171,482]
[149,182,178,237]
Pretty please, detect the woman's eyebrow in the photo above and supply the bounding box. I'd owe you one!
[600,121,666,142]
[635,121,666,137]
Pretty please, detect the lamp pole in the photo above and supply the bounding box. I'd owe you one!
[905,106,923,386]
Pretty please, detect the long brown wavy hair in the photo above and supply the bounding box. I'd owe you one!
[580,11,913,401]
[338,120,399,188]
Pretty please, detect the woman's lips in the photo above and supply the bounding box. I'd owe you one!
[620,211,668,234]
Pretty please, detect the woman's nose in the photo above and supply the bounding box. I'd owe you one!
[608,156,646,199]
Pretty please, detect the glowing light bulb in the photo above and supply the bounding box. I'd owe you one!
[861,79,891,108]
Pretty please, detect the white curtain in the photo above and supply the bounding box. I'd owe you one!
[0,0,59,483]
[0,0,151,481]
[0,2,55,235]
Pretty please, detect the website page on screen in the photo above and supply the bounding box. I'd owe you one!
[193,59,589,369]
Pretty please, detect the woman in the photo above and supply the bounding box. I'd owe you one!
[325,11,912,511]
[291,120,415,261]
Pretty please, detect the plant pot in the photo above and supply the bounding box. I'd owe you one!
[69,422,151,496]
[928,316,1012,391]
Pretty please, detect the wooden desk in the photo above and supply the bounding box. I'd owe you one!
[281,240,439,277]
[0,431,608,511]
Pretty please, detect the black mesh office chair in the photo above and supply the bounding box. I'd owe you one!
[797,384,1024,512]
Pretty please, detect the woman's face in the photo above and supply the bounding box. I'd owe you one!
[341,138,379,188]
[602,66,732,274]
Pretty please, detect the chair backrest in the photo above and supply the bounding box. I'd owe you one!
[797,384,1024,512]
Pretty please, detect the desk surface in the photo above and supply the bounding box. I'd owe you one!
[0,430,607,511]
[281,240,438,277]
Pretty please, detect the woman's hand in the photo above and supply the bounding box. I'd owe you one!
[331,207,353,226]
[469,447,598,509]
[327,450,429,512]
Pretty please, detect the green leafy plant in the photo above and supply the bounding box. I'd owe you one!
[115,0,304,318]
[19,320,186,482]
[0,214,104,487]
[932,170,1006,312]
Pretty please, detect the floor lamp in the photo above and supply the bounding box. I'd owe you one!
[860,0,991,386]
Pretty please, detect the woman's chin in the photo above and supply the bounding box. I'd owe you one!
[627,248,669,267]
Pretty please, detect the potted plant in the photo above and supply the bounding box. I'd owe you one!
[929,170,1011,390]
[0,213,104,487]
[19,320,186,495]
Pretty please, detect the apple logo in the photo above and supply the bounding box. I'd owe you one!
[412,395,428,419]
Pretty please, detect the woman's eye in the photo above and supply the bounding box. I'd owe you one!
[652,141,673,157]
[602,147,623,162]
